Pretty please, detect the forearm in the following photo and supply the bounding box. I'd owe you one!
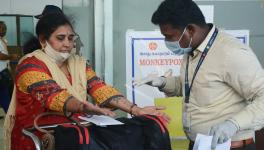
[63,96,116,117]
[230,96,264,131]
[63,96,84,114]
[107,95,170,121]
[108,97,139,115]
[0,53,12,60]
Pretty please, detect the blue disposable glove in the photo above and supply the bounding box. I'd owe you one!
[209,120,238,150]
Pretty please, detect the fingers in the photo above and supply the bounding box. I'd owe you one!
[133,73,158,87]
[151,110,163,116]
[164,69,173,77]
[162,113,171,123]
[93,106,116,117]
[156,111,171,123]
[133,106,170,123]
[211,135,218,150]
[209,121,237,149]
[133,77,153,86]
[100,108,116,117]
[11,54,20,60]
[132,80,142,86]
[152,77,166,87]
[218,135,225,144]
[83,102,115,117]
[209,127,219,150]
[155,112,171,123]
[83,101,93,107]
[146,106,170,123]
[155,106,166,110]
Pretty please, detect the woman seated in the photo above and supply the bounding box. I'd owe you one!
[3,13,170,150]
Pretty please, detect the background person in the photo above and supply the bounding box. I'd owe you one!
[0,21,18,113]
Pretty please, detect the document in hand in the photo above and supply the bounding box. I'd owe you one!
[78,115,124,126]
[193,134,231,150]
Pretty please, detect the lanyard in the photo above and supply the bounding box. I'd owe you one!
[184,28,218,103]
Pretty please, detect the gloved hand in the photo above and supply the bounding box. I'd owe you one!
[133,75,166,88]
[133,69,172,87]
[209,120,238,150]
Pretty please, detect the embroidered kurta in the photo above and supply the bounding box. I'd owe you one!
[11,55,123,150]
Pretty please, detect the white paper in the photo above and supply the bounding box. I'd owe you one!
[193,134,231,150]
[193,134,212,150]
[78,115,124,126]
[215,140,231,150]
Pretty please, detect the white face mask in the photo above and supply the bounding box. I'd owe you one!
[165,27,193,55]
[44,41,71,64]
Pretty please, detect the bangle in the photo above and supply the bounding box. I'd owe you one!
[77,102,84,113]
[63,97,73,117]
[129,104,137,116]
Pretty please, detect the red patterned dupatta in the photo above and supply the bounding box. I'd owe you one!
[3,50,87,150]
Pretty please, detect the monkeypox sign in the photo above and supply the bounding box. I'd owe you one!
[125,5,215,107]
[125,30,249,107]
[125,5,249,107]
[125,30,183,107]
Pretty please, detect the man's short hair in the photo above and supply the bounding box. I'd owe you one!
[151,0,206,29]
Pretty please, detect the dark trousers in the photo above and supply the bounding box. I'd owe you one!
[188,140,256,150]
[0,68,13,113]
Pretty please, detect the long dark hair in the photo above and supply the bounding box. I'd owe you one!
[22,13,73,54]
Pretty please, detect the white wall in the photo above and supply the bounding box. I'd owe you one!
[0,0,62,35]
[0,0,62,15]
[63,0,94,64]
[0,0,94,63]
[0,0,10,14]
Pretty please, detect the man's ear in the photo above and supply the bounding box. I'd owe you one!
[186,24,196,37]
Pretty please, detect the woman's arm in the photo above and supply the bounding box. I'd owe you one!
[86,64,170,121]
[16,57,114,117]
[63,96,115,117]
[108,97,170,121]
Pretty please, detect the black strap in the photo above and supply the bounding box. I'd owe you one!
[185,28,218,103]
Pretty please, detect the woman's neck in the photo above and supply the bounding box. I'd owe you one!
[58,62,71,77]
[57,61,67,68]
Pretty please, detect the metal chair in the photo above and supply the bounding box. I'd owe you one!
[22,121,91,150]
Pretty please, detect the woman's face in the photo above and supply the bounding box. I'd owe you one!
[47,24,75,53]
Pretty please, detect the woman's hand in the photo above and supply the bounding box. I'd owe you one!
[82,101,116,117]
[9,54,20,60]
[132,106,171,122]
